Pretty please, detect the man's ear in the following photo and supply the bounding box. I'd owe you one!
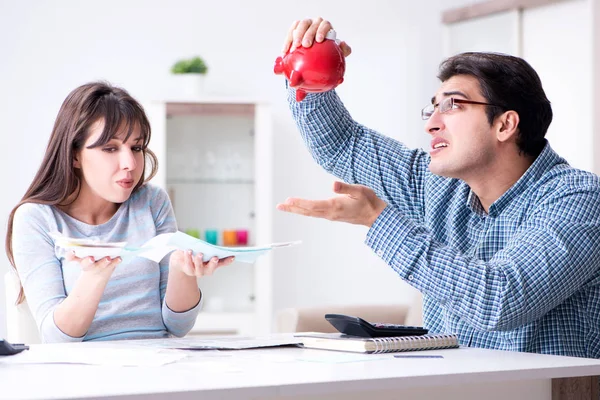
[495,110,520,143]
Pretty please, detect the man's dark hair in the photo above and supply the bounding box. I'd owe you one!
[438,52,552,157]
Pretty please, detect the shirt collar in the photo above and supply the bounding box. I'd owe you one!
[466,141,564,217]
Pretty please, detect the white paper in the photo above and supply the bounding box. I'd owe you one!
[133,335,303,350]
[53,231,301,264]
[53,234,126,259]
[0,346,187,367]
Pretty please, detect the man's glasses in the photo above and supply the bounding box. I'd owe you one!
[421,97,501,120]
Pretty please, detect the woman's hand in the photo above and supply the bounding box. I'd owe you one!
[169,250,235,277]
[66,252,121,280]
[282,17,352,57]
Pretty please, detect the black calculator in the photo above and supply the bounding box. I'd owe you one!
[324,314,428,338]
[0,339,29,356]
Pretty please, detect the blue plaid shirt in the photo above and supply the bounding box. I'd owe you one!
[289,89,600,358]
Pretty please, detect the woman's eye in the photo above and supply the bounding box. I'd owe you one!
[132,146,143,152]
[102,147,117,153]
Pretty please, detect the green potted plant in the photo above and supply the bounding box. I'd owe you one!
[171,56,208,97]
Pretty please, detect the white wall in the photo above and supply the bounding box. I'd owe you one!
[443,0,597,175]
[522,0,593,172]
[0,0,473,338]
[443,9,521,57]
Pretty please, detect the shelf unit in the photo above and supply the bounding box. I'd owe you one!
[145,97,273,336]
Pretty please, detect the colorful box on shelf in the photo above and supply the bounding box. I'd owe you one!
[205,229,218,245]
[185,228,249,246]
[223,229,249,246]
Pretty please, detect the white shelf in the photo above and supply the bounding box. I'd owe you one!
[145,98,273,336]
[153,96,269,106]
[167,178,255,184]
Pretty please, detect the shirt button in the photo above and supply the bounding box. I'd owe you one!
[376,250,383,257]
[408,275,414,281]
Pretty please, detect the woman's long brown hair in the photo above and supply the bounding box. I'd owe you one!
[6,81,158,304]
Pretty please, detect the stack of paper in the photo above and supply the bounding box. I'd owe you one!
[53,231,301,263]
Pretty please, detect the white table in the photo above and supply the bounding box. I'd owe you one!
[1,337,599,400]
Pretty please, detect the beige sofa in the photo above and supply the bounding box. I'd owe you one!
[275,293,424,333]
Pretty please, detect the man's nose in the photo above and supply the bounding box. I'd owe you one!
[424,109,444,135]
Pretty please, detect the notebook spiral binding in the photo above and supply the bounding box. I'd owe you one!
[372,334,459,354]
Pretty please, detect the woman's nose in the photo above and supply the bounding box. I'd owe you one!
[121,149,137,171]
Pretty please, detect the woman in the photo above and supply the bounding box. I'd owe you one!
[6,81,234,343]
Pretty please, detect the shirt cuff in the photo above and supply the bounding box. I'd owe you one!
[365,205,418,280]
[162,294,203,337]
[286,85,333,104]
[41,310,86,343]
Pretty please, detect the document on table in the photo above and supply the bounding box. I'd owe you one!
[0,346,187,367]
[132,335,303,350]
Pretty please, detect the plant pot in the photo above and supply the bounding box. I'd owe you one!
[171,73,206,97]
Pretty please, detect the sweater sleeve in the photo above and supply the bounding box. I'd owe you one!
[11,203,84,343]
[150,185,202,336]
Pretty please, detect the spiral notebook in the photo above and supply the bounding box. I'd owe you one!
[296,333,459,354]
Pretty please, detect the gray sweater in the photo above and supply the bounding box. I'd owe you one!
[12,184,200,343]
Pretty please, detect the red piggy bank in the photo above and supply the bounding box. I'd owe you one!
[274,30,345,101]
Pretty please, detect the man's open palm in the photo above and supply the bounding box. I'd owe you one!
[276,181,387,227]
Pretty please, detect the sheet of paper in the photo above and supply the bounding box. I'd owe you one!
[0,346,187,367]
[53,231,301,264]
[125,335,302,350]
[146,335,303,350]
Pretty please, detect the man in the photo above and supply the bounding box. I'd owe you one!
[277,18,600,358]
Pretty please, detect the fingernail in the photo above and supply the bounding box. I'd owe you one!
[302,39,311,47]
[316,33,324,41]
